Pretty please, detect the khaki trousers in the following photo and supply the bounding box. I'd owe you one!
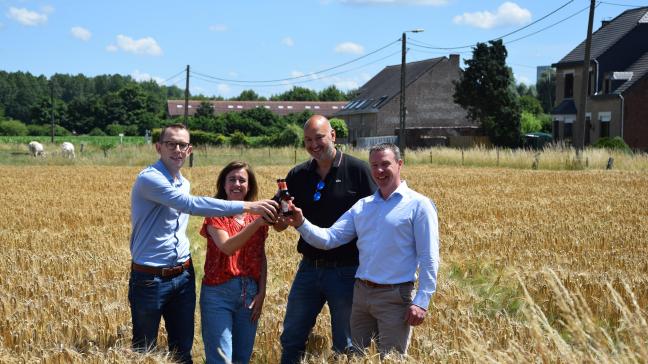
[350,279,415,355]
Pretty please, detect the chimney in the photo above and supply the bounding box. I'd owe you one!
[601,19,611,28]
[449,54,460,67]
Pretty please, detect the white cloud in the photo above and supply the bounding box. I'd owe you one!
[71,26,91,41]
[7,7,48,26]
[453,2,531,29]
[107,35,163,56]
[131,70,163,84]
[333,79,359,90]
[290,70,305,78]
[334,42,364,55]
[209,24,227,32]
[341,0,448,5]
[282,37,294,47]
[216,84,231,95]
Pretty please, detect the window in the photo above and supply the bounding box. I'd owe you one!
[564,122,573,139]
[564,73,574,98]
[599,112,611,138]
[588,70,594,95]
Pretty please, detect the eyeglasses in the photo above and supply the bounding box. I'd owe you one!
[160,141,191,151]
[313,180,325,201]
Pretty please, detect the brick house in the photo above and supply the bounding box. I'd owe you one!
[334,55,480,148]
[167,100,347,118]
[552,6,648,150]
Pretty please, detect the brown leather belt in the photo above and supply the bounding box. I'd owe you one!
[131,258,192,278]
[357,278,413,289]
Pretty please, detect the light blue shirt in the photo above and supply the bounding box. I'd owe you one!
[130,160,244,267]
[297,181,439,309]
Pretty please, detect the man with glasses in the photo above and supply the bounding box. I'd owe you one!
[129,123,278,363]
[285,143,439,356]
[277,115,376,364]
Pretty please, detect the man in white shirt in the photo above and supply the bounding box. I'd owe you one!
[285,143,439,355]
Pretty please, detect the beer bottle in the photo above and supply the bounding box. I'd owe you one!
[276,179,293,216]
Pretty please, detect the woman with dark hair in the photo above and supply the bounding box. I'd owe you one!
[200,161,282,364]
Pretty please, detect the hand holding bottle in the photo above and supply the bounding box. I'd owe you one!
[282,204,304,227]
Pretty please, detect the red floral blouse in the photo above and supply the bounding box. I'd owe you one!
[200,214,268,286]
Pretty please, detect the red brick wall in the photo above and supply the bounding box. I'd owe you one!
[623,76,648,151]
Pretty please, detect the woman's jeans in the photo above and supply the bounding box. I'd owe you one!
[200,277,259,364]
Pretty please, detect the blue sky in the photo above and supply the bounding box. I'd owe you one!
[1,0,646,98]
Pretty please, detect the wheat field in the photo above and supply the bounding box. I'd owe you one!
[1,164,647,363]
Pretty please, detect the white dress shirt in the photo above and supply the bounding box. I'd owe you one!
[297,181,439,309]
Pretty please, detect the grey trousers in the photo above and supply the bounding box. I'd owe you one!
[350,279,415,355]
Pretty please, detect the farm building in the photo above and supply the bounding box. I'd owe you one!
[551,6,648,150]
[334,55,481,149]
[167,100,347,119]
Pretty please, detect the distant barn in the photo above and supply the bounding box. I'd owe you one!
[167,100,347,119]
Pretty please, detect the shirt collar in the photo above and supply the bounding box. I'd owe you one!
[308,148,342,172]
[374,180,408,201]
[153,159,183,185]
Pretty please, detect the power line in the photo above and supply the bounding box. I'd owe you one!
[160,69,186,85]
[598,1,648,7]
[192,39,400,84]
[504,3,597,45]
[410,0,575,50]
[190,49,402,88]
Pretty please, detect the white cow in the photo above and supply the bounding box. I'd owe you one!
[28,141,44,157]
[61,142,75,159]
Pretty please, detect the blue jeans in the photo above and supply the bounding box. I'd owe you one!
[200,277,259,364]
[280,260,357,364]
[128,265,196,364]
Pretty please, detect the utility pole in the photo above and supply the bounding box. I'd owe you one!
[399,33,407,157]
[575,0,596,152]
[184,65,193,167]
[399,29,424,157]
[50,80,55,143]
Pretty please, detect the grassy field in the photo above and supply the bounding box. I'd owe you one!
[2,140,648,171]
[1,161,647,363]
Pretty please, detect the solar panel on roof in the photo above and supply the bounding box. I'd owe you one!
[373,96,388,108]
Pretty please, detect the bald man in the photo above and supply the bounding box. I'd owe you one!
[277,115,376,363]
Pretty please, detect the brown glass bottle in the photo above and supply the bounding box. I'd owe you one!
[276,179,293,216]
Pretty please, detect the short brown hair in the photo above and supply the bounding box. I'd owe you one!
[215,161,259,202]
[159,123,189,142]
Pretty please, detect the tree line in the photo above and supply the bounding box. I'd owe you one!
[0,71,352,145]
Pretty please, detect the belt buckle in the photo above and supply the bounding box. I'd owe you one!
[161,267,173,277]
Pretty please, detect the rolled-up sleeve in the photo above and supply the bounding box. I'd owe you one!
[412,199,440,310]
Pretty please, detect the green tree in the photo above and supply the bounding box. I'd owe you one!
[520,111,543,134]
[236,89,263,101]
[519,95,543,115]
[195,101,215,117]
[271,86,318,101]
[229,131,249,146]
[453,40,521,147]
[536,69,556,114]
[0,119,28,136]
[319,85,347,101]
[329,118,348,138]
